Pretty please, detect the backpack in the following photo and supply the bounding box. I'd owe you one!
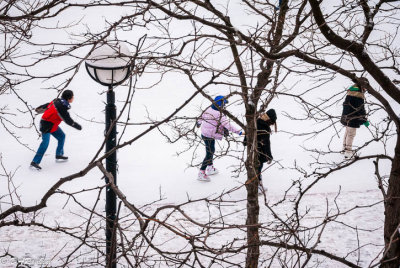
[34,102,51,114]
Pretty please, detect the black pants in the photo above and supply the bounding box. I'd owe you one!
[258,162,263,181]
[201,135,215,170]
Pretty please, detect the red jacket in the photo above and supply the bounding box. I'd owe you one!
[42,102,62,133]
[38,98,78,133]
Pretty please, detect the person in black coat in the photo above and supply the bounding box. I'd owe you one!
[256,109,277,178]
[340,84,369,158]
[244,109,277,189]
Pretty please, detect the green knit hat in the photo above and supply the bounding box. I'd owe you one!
[348,85,361,92]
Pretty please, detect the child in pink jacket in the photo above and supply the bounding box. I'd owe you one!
[196,96,244,181]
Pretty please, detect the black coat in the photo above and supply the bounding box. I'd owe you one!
[243,118,273,163]
[341,92,367,128]
[256,119,273,163]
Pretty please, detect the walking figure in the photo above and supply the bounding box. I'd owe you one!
[243,109,277,194]
[341,84,369,159]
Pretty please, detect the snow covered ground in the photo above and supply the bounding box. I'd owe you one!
[0,3,397,268]
[0,74,392,266]
[0,184,385,267]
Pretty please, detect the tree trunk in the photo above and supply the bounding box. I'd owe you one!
[382,133,400,267]
[245,174,260,268]
[245,110,260,268]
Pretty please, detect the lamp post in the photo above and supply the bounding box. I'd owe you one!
[85,42,131,268]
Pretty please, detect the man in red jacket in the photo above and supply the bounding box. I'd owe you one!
[31,90,82,170]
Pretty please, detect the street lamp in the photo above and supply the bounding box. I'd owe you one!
[85,42,132,268]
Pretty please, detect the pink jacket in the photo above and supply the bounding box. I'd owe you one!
[199,107,241,140]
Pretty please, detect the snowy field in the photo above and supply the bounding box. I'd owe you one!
[0,2,397,268]
[0,76,392,267]
[0,189,384,267]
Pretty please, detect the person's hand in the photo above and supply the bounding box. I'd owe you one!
[267,159,272,164]
[73,122,82,130]
[239,131,245,136]
[196,122,201,128]
[363,121,370,127]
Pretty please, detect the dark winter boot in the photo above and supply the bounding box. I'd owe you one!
[56,155,68,161]
[30,162,42,170]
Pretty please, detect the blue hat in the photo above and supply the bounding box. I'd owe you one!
[214,95,228,107]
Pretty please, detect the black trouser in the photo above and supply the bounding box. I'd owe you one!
[201,135,215,170]
[258,162,263,181]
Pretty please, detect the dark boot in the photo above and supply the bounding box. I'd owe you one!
[30,162,42,170]
[56,155,68,161]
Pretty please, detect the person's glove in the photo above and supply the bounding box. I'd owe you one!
[363,121,370,127]
[223,127,229,137]
[196,122,201,128]
[239,131,245,136]
[266,159,272,164]
[73,122,82,130]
